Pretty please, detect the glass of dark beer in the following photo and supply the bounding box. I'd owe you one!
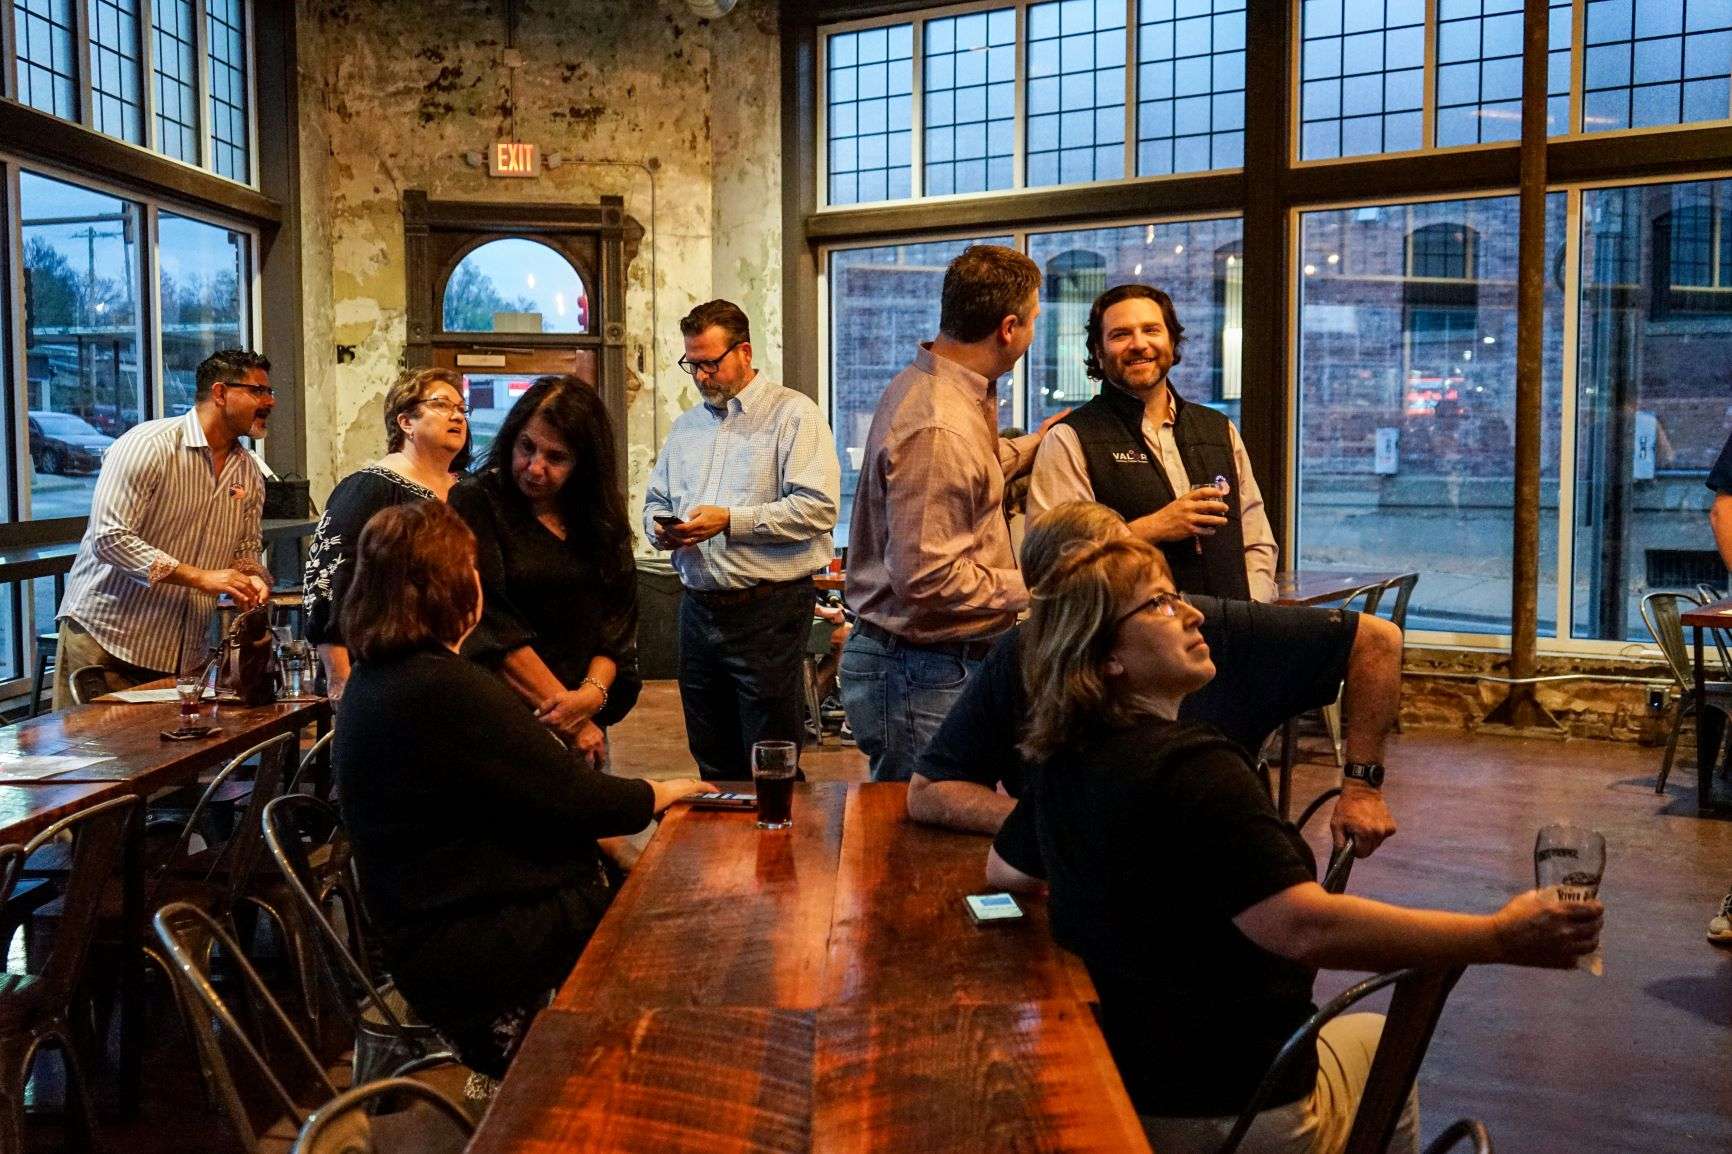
[752,740,797,830]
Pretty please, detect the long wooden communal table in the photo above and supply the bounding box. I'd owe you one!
[469,782,1149,1153]
[1680,595,1732,814]
[0,691,331,1113]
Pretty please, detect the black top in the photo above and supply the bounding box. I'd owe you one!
[993,718,1319,1117]
[449,473,642,728]
[334,645,655,933]
[918,595,1359,797]
[1061,384,1249,599]
[1710,429,1732,494]
[303,465,437,646]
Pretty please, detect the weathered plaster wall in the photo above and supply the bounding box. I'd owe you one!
[296,0,782,529]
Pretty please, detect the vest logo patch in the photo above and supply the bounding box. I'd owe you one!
[1111,449,1150,465]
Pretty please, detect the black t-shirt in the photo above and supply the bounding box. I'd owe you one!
[993,718,1319,1117]
[918,595,1358,797]
[449,472,642,727]
[1710,429,1732,495]
[303,466,437,647]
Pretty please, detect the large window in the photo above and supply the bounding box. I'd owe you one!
[1299,0,1425,159]
[1136,0,1246,175]
[20,172,145,521]
[1572,178,1732,641]
[1025,0,1126,187]
[826,23,915,205]
[158,213,249,417]
[15,0,78,120]
[828,235,1012,537]
[1295,194,1565,636]
[90,0,146,145]
[1025,216,1244,428]
[1583,0,1732,133]
[153,0,201,163]
[926,9,1016,196]
[206,0,250,181]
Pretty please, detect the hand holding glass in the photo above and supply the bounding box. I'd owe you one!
[1534,822,1606,974]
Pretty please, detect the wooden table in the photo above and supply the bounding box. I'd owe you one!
[477,783,1148,1153]
[1270,569,1411,818]
[0,690,330,1114]
[1680,596,1732,814]
[0,781,125,844]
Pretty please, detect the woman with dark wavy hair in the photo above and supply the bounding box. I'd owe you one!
[448,375,639,766]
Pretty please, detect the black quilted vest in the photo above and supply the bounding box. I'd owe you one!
[1060,383,1249,599]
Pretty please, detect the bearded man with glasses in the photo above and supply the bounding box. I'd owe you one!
[644,299,840,780]
[53,348,275,709]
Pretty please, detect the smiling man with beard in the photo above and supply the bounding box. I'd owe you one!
[1028,283,1278,602]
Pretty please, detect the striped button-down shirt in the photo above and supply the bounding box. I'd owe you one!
[58,410,265,672]
[643,373,840,592]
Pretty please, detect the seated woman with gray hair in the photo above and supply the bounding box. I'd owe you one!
[985,526,1601,1154]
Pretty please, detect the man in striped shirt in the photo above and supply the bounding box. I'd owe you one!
[53,349,275,709]
[645,300,840,780]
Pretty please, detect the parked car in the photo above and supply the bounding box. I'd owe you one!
[29,411,114,475]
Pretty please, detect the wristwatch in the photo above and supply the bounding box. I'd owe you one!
[1343,761,1386,789]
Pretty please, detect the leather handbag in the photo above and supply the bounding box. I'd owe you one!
[220,604,278,707]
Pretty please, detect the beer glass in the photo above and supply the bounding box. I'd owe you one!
[752,741,797,830]
[1534,822,1606,974]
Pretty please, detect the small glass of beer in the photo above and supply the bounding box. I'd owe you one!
[752,740,798,830]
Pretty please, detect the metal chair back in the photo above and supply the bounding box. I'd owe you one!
[10,795,139,1002]
[1639,591,1700,691]
[1338,582,1386,616]
[288,729,336,796]
[263,794,449,1083]
[1694,582,1732,673]
[1215,966,1465,1154]
[290,1077,473,1154]
[1293,787,1356,894]
[1378,573,1421,633]
[1423,1118,1493,1154]
[66,665,113,706]
[150,731,295,912]
[154,900,339,1153]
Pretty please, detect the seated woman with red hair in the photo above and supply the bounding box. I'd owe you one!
[333,501,704,1083]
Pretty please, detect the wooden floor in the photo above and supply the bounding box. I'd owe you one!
[32,683,1732,1152]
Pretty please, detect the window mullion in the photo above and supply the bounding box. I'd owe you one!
[1122,0,1136,181]
[910,18,924,199]
[1,0,17,102]
[1421,0,1437,149]
[5,162,27,524]
[144,201,162,419]
[192,0,210,170]
[1554,186,1583,641]
[139,0,158,151]
[74,0,94,128]
[1012,1,1025,189]
[1568,0,1583,135]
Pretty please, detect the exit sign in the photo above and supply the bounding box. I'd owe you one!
[489,141,540,178]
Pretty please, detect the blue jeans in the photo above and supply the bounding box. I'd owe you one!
[838,628,983,782]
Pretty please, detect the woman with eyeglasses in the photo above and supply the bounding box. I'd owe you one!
[986,529,1602,1154]
[448,376,639,768]
[304,367,471,699]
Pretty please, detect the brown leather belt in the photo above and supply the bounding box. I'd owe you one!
[853,618,997,662]
[684,576,815,609]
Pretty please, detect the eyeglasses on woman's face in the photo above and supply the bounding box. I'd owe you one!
[1114,590,1182,627]
[416,396,471,419]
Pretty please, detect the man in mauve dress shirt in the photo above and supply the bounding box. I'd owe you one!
[841,244,1068,782]
[645,299,840,780]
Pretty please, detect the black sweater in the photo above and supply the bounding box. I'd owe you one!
[334,645,655,932]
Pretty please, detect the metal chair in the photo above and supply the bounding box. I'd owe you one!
[1639,591,1732,795]
[262,794,453,1083]
[1425,1118,1493,1154]
[1216,966,1466,1154]
[1694,583,1732,672]
[1294,787,1356,895]
[290,1077,472,1154]
[66,665,113,707]
[154,901,341,1153]
[288,730,336,798]
[0,795,139,1153]
[1320,584,1388,768]
[27,632,57,717]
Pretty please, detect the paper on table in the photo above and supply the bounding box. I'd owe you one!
[105,687,217,703]
[0,754,114,776]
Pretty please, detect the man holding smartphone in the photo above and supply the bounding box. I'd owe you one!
[1027,283,1278,601]
[644,300,840,780]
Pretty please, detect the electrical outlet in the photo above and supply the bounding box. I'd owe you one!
[1647,687,1667,712]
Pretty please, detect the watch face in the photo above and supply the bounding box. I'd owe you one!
[1348,762,1385,788]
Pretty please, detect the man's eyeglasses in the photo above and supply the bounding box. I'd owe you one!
[1115,591,1182,627]
[677,341,744,377]
[223,382,275,399]
[417,397,472,418]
